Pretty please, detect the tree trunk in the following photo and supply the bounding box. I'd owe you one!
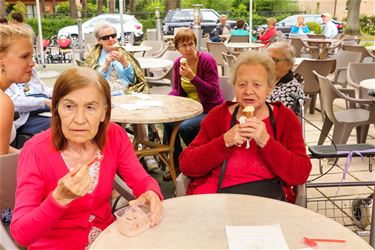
[97,0,103,15]
[82,0,87,18]
[345,0,362,35]
[70,0,77,18]
[129,0,136,14]
[166,0,180,11]
[0,0,5,16]
[51,0,56,16]
[41,0,46,17]
[109,0,115,13]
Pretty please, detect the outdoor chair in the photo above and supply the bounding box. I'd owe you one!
[221,52,236,72]
[147,50,180,78]
[146,29,157,41]
[306,34,326,39]
[331,50,362,88]
[175,174,307,208]
[0,149,20,212]
[206,41,232,75]
[228,35,249,43]
[342,44,375,62]
[347,62,375,98]
[1,223,19,250]
[294,58,336,116]
[135,40,164,58]
[219,76,235,101]
[313,71,374,145]
[289,37,313,58]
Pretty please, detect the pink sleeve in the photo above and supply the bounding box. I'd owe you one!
[260,28,277,41]
[169,59,181,96]
[113,125,163,200]
[10,148,67,247]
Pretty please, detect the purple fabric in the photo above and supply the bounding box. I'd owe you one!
[337,149,375,180]
[170,51,224,113]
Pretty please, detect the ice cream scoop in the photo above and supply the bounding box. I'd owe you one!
[112,43,121,51]
[243,105,255,118]
[180,58,187,65]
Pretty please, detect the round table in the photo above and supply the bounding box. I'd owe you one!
[90,194,371,249]
[136,57,174,71]
[360,78,375,97]
[225,42,265,50]
[111,94,203,183]
[124,45,152,55]
[36,70,60,79]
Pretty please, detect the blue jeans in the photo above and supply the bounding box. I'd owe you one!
[163,113,206,172]
[18,115,51,135]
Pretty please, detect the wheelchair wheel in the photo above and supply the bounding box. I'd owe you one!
[351,198,372,229]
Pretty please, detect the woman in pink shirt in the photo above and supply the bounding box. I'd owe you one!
[10,68,163,249]
[259,18,278,46]
[179,51,311,203]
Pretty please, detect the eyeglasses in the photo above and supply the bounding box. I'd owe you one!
[100,33,117,41]
[178,43,195,50]
[272,57,289,63]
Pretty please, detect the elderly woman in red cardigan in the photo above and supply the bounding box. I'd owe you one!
[179,51,311,203]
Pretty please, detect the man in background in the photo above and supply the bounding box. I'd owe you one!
[210,15,231,42]
[321,13,338,39]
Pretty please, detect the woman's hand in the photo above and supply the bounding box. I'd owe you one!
[52,164,92,206]
[129,190,163,227]
[240,118,270,148]
[179,63,195,81]
[111,51,128,68]
[223,124,248,148]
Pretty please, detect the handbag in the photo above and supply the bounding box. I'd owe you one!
[217,103,285,201]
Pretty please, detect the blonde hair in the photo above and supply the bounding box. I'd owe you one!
[0,24,32,53]
[230,51,276,88]
[267,18,277,27]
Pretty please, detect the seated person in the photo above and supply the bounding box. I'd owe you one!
[258,18,277,46]
[85,21,158,171]
[163,28,224,181]
[10,67,163,249]
[85,21,148,95]
[179,51,311,203]
[321,13,338,39]
[230,19,254,42]
[210,15,231,42]
[6,68,52,136]
[267,42,304,114]
[290,15,310,36]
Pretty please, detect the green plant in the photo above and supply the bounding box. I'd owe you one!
[360,15,375,35]
[306,21,322,35]
[7,1,26,20]
[27,17,76,39]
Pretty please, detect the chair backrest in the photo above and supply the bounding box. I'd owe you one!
[113,174,136,202]
[1,223,19,250]
[313,71,342,124]
[229,35,249,43]
[146,29,157,41]
[222,52,236,71]
[206,41,229,66]
[290,37,306,57]
[332,50,362,87]
[0,150,20,211]
[306,34,326,39]
[342,44,373,62]
[294,59,336,94]
[161,50,180,62]
[347,63,375,95]
[219,76,235,101]
[141,40,164,57]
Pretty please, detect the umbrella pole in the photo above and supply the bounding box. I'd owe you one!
[36,0,45,68]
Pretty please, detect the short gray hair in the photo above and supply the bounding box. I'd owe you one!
[267,41,296,67]
[230,51,276,88]
[93,21,117,40]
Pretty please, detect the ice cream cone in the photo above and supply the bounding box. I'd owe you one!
[243,105,255,118]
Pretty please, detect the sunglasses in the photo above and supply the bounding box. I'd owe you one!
[100,33,117,41]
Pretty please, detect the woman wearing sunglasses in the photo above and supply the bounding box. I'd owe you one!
[85,22,148,95]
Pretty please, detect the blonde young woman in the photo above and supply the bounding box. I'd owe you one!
[0,24,35,154]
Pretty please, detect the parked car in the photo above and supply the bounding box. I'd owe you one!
[163,9,236,35]
[57,14,144,47]
[257,14,343,38]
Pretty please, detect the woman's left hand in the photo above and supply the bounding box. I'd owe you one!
[129,190,163,226]
[240,117,270,148]
[180,63,195,80]
[111,51,128,68]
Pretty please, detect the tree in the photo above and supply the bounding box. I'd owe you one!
[41,0,46,17]
[345,0,362,35]
[129,0,136,13]
[166,0,180,11]
[82,0,88,18]
[108,0,115,13]
[70,0,77,18]
[51,0,56,16]
[97,0,103,14]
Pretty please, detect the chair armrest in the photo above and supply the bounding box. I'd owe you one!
[176,173,191,197]
[337,87,356,98]
[333,67,347,85]
[113,174,136,201]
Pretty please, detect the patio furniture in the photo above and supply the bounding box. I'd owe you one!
[331,50,362,88]
[347,62,375,98]
[313,71,374,145]
[343,44,375,62]
[228,35,249,43]
[206,41,231,75]
[218,76,235,101]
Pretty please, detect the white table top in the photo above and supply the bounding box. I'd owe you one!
[91,194,371,249]
[360,78,375,90]
[124,45,152,53]
[36,70,60,79]
[111,94,203,124]
[225,42,265,49]
[136,57,174,70]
